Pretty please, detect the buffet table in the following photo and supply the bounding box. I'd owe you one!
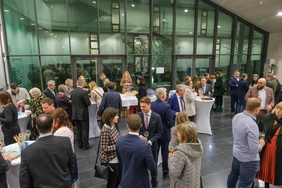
[4,141,35,188]
[120,94,157,109]
[88,101,100,138]
[194,97,214,135]
[18,110,31,133]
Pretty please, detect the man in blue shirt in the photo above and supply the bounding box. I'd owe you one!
[227,98,265,188]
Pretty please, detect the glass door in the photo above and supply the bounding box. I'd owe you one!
[176,57,193,84]
[71,56,125,92]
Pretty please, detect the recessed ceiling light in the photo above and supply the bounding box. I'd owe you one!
[31,23,35,26]
[92,1,96,3]
[38,28,42,30]
[184,9,188,12]
[259,0,263,4]
[4,10,9,12]
[45,31,49,33]
[20,18,25,20]
[277,11,282,16]
[163,19,166,22]
[50,33,53,36]
[58,38,60,39]
[218,25,221,28]
[121,14,124,16]
[131,4,135,7]
[189,31,193,34]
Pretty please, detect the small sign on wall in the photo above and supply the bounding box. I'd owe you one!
[156,67,164,74]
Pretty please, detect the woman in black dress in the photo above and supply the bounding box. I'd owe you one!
[134,76,147,112]
[0,91,20,145]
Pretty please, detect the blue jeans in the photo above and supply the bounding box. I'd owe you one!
[237,99,246,113]
[227,157,260,188]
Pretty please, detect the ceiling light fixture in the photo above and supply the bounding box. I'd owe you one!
[218,25,221,28]
[92,1,96,3]
[20,18,25,20]
[163,19,166,22]
[131,4,135,7]
[31,23,35,26]
[259,0,263,4]
[184,9,188,12]
[277,11,282,16]
[4,10,9,12]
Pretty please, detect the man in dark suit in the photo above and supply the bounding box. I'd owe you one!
[116,114,156,188]
[168,84,186,120]
[151,88,174,179]
[196,76,213,96]
[98,82,122,131]
[137,96,162,188]
[71,79,92,150]
[229,70,240,115]
[43,80,57,107]
[20,114,74,188]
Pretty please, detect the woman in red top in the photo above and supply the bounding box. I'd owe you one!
[257,102,282,187]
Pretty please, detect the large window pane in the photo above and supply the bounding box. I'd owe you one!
[69,0,98,54]
[175,37,193,54]
[217,11,233,54]
[195,58,210,77]
[252,30,264,54]
[40,56,71,88]
[215,55,230,89]
[196,0,215,54]
[127,34,149,55]
[3,0,38,55]
[234,21,250,55]
[152,56,172,90]
[9,56,41,91]
[37,0,69,54]
[127,1,149,33]
[250,55,262,76]
[176,58,192,84]
[100,0,125,54]
[233,55,247,73]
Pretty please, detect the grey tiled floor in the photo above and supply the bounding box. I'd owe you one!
[73,97,262,188]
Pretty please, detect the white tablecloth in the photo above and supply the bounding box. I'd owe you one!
[120,94,157,109]
[4,141,35,188]
[88,102,100,138]
[194,97,214,135]
[18,110,31,133]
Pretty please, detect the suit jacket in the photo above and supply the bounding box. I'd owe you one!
[229,76,239,96]
[266,80,278,96]
[20,135,74,188]
[43,87,57,107]
[98,90,122,116]
[0,153,11,188]
[151,99,174,140]
[137,111,162,151]
[237,79,249,99]
[196,83,213,96]
[71,87,91,120]
[245,86,274,109]
[116,134,156,188]
[168,93,183,119]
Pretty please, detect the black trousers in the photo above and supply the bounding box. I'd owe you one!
[230,95,238,113]
[73,120,90,149]
[2,126,20,145]
[157,139,169,175]
[101,162,121,188]
[151,149,158,187]
[215,96,223,108]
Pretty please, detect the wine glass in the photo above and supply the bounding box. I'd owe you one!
[169,146,175,154]
[25,130,31,141]
[259,132,265,140]
[144,131,149,138]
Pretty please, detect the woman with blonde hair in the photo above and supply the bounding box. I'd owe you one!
[98,73,107,88]
[78,75,89,91]
[89,81,104,107]
[184,80,197,121]
[168,122,203,188]
[103,78,110,92]
[120,71,132,93]
[256,102,282,187]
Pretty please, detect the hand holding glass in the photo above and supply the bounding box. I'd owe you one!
[259,132,265,140]
[25,130,31,141]
[144,131,149,138]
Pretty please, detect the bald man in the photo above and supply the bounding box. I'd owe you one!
[245,78,274,119]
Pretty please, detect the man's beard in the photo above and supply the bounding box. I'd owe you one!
[257,86,264,90]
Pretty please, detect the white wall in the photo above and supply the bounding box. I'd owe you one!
[267,32,282,81]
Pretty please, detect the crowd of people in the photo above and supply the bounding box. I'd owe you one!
[1,69,282,188]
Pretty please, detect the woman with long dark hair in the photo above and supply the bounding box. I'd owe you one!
[134,76,147,112]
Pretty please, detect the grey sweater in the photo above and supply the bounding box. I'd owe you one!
[168,139,203,188]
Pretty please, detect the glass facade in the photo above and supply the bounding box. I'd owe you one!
[1,0,268,92]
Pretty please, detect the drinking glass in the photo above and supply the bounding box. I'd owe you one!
[259,132,265,140]
[169,146,175,154]
[144,131,149,138]
[25,130,31,141]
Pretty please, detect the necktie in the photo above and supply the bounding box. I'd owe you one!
[145,113,149,129]
[51,90,55,96]
[203,85,206,94]
[180,97,185,111]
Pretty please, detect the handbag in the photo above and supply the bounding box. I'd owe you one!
[94,140,112,180]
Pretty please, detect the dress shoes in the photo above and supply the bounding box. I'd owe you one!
[83,144,93,150]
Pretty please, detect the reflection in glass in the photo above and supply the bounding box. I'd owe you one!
[176,58,192,84]
[127,0,149,33]
[233,55,247,74]
[127,56,149,89]
[195,59,210,77]
[152,56,172,91]
[250,55,261,76]
[252,30,264,54]
[234,21,250,55]
[9,57,41,91]
[217,11,233,54]
[3,0,38,55]
[76,59,97,85]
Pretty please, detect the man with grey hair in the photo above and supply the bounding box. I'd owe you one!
[43,80,57,108]
[168,84,186,120]
[245,78,274,119]
[151,87,174,179]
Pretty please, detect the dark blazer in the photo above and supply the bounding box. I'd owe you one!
[0,154,11,188]
[168,93,181,117]
[71,87,91,120]
[137,111,162,151]
[196,83,213,96]
[43,88,57,107]
[20,135,74,188]
[228,76,239,96]
[98,90,122,116]
[136,84,147,101]
[116,134,156,188]
[151,99,174,140]
[214,76,225,97]
[237,79,249,99]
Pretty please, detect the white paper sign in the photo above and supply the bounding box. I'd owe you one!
[156,67,164,74]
